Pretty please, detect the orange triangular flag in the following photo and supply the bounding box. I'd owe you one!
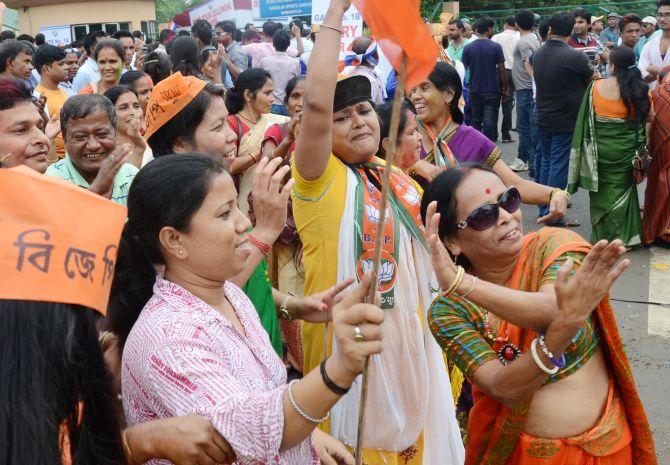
[352,0,437,88]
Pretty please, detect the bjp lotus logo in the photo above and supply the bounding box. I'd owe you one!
[356,249,397,293]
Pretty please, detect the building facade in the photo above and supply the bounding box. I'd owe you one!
[6,0,157,41]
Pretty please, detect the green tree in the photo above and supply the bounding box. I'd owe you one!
[155,0,205,23]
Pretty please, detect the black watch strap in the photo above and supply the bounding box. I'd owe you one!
[320,357,350,396]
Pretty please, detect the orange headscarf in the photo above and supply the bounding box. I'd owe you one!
[144,72,207,140]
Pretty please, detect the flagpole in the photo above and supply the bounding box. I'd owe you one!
[354,54,408,465]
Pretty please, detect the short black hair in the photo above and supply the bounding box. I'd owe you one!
[178,30,191,37]
[60,94,117,140]
[262,20,280,37]
[539,19,551,40]
[659,0,670,10]
[515,10,536,31]
[33,44,67,74]
[34,33,46,46]
[476,17,495,34]
[505,16,516,27]
[191,19,213,46]
[103,84,138,106]
[573,8,592,24]
[132,30,144,39]
[549,12,576,37]
[0,40,33,73]
[272,29,291,52]
[92,39,125,62]
[84,30,106,55]
[16,34,34,44]
[112,30,134,41]
[448,19,464,29]
[621,13,643,31]
[216,20,237,35]
[245,23,255,31]
[0,30,16,41]
[159,29,174,44]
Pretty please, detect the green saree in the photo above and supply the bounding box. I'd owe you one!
[568,82,643,246]
[243,259,283,356]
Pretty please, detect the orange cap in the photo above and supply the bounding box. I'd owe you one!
[145,72,208,141]
[0,166,126,314]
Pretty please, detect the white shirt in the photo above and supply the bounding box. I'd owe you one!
[290,37,313,54]
[59,81,78,97]
[638,35,670,89]
[492,29,520,70]
[73,57,101,92]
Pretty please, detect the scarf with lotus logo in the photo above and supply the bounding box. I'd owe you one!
[350,160,427,309]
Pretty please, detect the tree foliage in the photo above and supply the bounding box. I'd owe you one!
[155,0,206,23]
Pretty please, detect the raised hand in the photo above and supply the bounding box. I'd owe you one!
[250,156,294,245]
[554,239,630,325]
[425,200,458,290]
[45,114,61,140]
[89,144,132,198]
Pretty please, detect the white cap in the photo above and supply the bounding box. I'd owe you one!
[642,16,658,26]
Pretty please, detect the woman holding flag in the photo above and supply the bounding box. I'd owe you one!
[292,0,464,463]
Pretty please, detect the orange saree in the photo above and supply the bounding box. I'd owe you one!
[462,228,656,465]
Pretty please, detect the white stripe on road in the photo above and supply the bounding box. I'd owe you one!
[649,246,670,338]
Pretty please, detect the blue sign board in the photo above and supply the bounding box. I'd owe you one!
[259,0,311,18]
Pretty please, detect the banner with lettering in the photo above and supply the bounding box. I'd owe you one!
[0,166,126,315]
[39,25,72,47]
[311,0,362,62]
[259,0,311,18]
[189,0,236,26]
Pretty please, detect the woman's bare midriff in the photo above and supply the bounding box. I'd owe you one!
[523,348,610,439]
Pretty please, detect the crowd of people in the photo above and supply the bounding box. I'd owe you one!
[0,0,664,463]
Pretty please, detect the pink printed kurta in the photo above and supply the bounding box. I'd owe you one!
[121,275,318,464]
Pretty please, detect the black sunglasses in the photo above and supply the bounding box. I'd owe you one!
[456,187,521,231]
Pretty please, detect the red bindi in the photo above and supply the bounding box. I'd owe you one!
[485,188,491,194]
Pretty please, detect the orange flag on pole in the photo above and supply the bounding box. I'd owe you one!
[352,0,437,88]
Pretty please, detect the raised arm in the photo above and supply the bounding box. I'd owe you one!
[293,0,350,180]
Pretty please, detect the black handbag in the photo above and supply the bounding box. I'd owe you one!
[632,119,651,185]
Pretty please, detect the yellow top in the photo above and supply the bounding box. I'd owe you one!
[35,84,68,158]
[291,154,347,371]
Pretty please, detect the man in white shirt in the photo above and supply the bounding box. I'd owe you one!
[73,30,106,92]
[639,1,670,89]
[289,19,313,55]
[493,16,520,143]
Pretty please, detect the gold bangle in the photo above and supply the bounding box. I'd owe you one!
[550,188,570,202]
[441,266,464,299]
[320,24,343,34]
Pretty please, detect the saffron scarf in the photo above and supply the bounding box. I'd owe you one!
[466,228,657,465]
[351,160,426,308]
[417,117,458,168]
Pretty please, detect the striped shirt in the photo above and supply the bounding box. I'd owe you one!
[568,34,604,68]
[121,275,319,464]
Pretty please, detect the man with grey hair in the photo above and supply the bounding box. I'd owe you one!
[46,94,137,206]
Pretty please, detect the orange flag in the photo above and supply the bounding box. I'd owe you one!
[352,0,437,88]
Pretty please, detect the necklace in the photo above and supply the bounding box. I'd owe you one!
[237,111,258,126]
[482,311,521,365]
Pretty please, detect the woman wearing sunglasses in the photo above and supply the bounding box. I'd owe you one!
[420,165,656,465]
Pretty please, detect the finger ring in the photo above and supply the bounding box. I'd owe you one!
[110,155,115,161]
[354,325,365,342]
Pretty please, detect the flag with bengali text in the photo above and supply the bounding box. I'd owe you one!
[352,0,437,88]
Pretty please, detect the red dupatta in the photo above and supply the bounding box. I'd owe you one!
[466,228,657,465]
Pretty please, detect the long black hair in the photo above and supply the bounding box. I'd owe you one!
[0,300,123,465]
[224,68,272,114]
[108,154,227,347]
[427,62,464,124]
[103,84,138,105]
[147,82,224,156]
[284,75,305,105]
[609,46,651,122]
[170,36,204,79]
[143,51,172,85]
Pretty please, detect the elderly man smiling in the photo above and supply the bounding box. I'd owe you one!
[46,94,136,206]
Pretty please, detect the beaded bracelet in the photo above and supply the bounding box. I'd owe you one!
[538,334,566,368]
[530,338,559,376]
[248,233,272,256]
[287,380,330,424]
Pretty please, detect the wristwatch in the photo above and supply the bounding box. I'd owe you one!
[279,292,296,321]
